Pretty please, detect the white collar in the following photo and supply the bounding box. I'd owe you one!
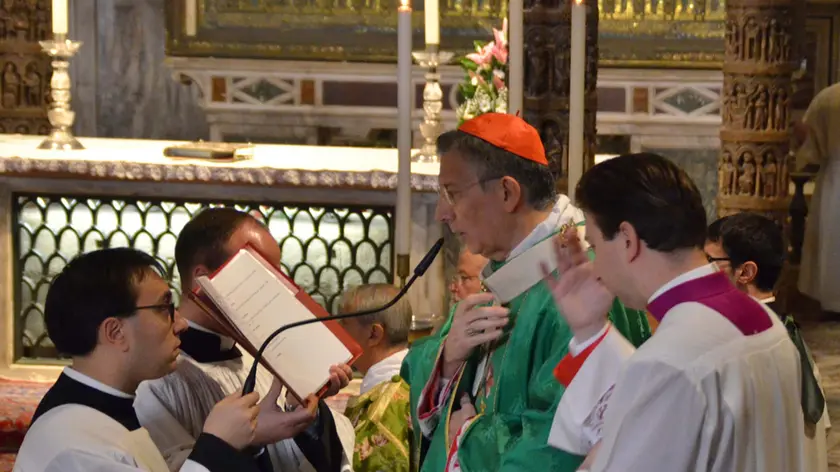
[187,320,236,350]
[505,194,585,261]
[360,349,408,395]
[759,296,776,304]
[63,367,134,399]
[648,263,719,304]
[479,196,586,303]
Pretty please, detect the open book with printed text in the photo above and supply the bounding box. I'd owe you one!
[188,244,362,403]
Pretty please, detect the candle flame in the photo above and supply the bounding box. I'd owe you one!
[399,0,410,8]
[575,0,583,4]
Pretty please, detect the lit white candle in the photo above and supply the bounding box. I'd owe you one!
[52,0,68,35]
[185,0,198,37]
[508,0,523,115]
[425,0,439,45]
[396,0,413,256]
[568,0,585,202]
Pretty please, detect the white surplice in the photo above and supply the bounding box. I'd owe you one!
[14,368,232,472]
[762,296,831,472]
[798,82,840,311]
[570,265,806,472]
[547,323,635,455]
[134,325,355,472]
[359,349,408,395]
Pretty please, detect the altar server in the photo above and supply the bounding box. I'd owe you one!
[546,153,806,471]
[707,212,829,472]
[400,113,652,472]
[14,248,262,472]
[797,82,840,316]
[135,208,355,472]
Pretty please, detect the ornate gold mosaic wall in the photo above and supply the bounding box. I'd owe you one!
[166,0,725,66]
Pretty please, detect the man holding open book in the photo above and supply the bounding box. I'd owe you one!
[400,113,653,472]
[135,208,357,472]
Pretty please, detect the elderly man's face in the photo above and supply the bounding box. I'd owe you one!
[435,151,508,260]
[449,250,488,302]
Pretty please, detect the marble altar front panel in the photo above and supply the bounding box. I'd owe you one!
[0,135,444,377]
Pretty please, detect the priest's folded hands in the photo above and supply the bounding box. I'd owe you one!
[441,292,509,378]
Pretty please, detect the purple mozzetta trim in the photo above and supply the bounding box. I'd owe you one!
[647,271,772,336]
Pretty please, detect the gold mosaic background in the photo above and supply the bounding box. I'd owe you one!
[166,0,725,66]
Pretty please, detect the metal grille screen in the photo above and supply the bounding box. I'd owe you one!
[13,194,393,360]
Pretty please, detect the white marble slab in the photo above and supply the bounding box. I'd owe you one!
[0,134,440,191]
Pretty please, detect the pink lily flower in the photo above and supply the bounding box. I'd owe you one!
[491,42,508,65]
[492,74,505,90]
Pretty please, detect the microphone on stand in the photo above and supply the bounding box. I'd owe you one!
[241,237,445,396]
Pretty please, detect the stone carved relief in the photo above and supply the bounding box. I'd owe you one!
[718,143,789,200]
[725,12,792,64]
[523,0,598,186]
[1,57,49,110]
[0,0,51,42]
[721,76,791,132]
[0,117,49,134]
[0,0,51,134]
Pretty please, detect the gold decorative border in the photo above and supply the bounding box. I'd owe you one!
[166,1,725,66]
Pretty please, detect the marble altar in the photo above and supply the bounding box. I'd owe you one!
[0,134,444,381]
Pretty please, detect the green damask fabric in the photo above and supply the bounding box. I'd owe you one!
[345,376,412,472]
[401,247,652,472]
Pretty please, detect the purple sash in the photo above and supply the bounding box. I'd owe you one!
[647,271,772,335]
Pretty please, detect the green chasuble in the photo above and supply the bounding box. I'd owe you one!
[400,249,651,472]
[345,376,412,472]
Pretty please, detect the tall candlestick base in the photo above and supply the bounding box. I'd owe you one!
[37,35,84,151]
[412,47,454,163]
[396,253,410,288]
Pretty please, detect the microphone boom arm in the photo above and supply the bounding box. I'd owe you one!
[241,237,444,396]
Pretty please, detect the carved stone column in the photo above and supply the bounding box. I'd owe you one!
[717,0,796,221]
[522,0,598,193]
[0,2,51,134]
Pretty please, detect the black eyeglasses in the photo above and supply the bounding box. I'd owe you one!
[706,255,731,263]
[439,176,503,205]
[134,303,176,323]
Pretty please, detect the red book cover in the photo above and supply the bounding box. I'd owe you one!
[189,242,362,403]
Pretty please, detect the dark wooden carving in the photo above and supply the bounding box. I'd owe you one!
[0,0,51,135]
[523,0,598,192]
[717,0,796,220]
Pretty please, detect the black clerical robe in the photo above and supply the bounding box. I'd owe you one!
[134,326,354,472]
[15,367,257,472]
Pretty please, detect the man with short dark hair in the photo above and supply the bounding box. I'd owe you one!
[546,153,807,471]
[135,207,355,472]
[15,248,262,472]
[706,212,829,472]
[401,113,651,472]
[705,213,784,297]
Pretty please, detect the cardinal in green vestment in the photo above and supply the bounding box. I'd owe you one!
[400,113,652,472]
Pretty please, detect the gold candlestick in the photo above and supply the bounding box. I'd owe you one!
[412,45,454,163]
[38,34,84,151]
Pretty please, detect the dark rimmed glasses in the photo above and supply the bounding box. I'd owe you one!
[134,303,176,323]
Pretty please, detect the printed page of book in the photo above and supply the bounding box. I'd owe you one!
[197,249,354,399]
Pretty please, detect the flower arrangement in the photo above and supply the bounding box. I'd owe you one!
[456,19,509,126]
